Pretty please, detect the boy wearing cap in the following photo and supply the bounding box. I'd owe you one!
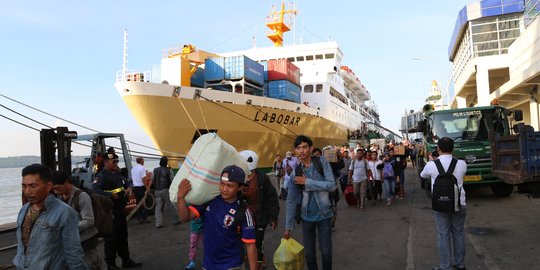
[177,165,258,270]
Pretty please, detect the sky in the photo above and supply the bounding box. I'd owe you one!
[0,0,472,158]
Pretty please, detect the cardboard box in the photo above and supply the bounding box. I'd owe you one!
[322,147,338,162]
[394,145,405,155]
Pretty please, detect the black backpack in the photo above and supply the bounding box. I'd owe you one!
[74,189,114,237]
[432,158,461,212]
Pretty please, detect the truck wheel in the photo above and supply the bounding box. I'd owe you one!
[491,183,514,197]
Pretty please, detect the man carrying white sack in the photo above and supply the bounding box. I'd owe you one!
[177,165,258,270]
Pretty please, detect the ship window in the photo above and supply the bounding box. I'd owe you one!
[315,54,323,60]
[316,84,323,92]
[325,53,335,59]
[287,57,295,62]
[306,55,314,61]
[304,85,314,93]
[296,56,305,61]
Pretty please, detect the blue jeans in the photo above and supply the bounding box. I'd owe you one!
[302,218,332,270]
[433,206,467,270]
[384,178,396,200]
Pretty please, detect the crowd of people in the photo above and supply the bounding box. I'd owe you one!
[13,135,467,270]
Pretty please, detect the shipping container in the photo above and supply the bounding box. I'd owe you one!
[263,82,269,97]
[267,59,301,86]
[190,67,205,87]
[224,56,264,86]
[205,58,225,82]
[268,80,301,103]
[260,61,268,82]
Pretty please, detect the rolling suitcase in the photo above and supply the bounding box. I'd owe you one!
[344,184,357,206]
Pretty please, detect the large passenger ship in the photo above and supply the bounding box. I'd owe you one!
[114,5,395,168]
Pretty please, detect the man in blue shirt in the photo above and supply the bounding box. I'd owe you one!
[284,135,337,270]
[177,165,258,270]
[14,164,88,270]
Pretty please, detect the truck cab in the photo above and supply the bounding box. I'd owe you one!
[418,105,521,197]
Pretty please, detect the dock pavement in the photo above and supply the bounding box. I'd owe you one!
[2,164,540,269]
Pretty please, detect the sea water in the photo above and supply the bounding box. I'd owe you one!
[0,161,163,226]
[0,167,23,225]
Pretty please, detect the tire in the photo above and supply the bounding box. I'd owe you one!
[491,183,514,197]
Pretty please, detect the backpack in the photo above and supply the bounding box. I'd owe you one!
[295,156,340,204]
[432,158,461,212]
[383,161,394,178]
[74,189,114,237]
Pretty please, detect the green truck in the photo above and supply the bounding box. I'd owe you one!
[417,105,523,197]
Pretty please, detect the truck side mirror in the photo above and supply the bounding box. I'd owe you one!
[513,110,523,122]
[417,120,426,134]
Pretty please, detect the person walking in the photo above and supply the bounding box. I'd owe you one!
[14,164,88,270]
[184,217,203,270]
[131,157,149,223]
[240,150,280,269]
[281,151,299,200]
[339,150,351,193]
[151,156,180,228]
[273,154,285,199]
[382,153,397,205]
[52,171,101,269]
[93,153,142,269]
[348,149,371,211]
[368,151,383,204]
[284,135,336,270]
[420,137,467,270]
[176,165,258,270]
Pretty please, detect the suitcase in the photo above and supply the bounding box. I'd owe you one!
[344,184,357,206]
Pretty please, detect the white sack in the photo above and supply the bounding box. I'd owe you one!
[169,133,249,205]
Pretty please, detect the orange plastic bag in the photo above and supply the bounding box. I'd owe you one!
[273,238,304,270]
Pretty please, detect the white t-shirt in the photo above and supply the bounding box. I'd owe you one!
[349,158,369,182]
[368,160,382,180]
[131,164,146,187]
[282,157,298,188]
[420,154,467,206]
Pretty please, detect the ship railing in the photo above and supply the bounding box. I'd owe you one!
[116,70,159,83]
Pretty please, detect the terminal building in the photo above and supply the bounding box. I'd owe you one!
[449,0,540,129]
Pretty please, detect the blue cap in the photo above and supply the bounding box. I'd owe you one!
[221,165,246,185]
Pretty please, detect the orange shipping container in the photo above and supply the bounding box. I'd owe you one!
[268,59,301,86]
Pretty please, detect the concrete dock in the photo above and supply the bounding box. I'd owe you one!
[2,166,540,269]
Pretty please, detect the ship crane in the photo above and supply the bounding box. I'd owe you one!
[166,44,220,87]
[266,3,297,47]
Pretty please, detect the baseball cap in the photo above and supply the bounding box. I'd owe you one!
[103,153,119,161]
[239,150,258,171]
[221,165,246,185]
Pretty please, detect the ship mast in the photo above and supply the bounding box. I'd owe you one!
[266,3,297,47]
[122,29,128,81]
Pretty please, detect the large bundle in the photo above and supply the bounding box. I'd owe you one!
[169,133,249,205]
[322,146,337,163]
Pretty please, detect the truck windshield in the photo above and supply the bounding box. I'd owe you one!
[430,110,488,142]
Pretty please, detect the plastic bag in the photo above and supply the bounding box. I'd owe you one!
[169,133,249,205]
[273,238,304,270]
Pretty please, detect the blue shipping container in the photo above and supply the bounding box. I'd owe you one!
[224,56,264,85]
[260,60,268,82]
[190,67,205,87]
[268,80,301,103]
[205,58,225,82]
